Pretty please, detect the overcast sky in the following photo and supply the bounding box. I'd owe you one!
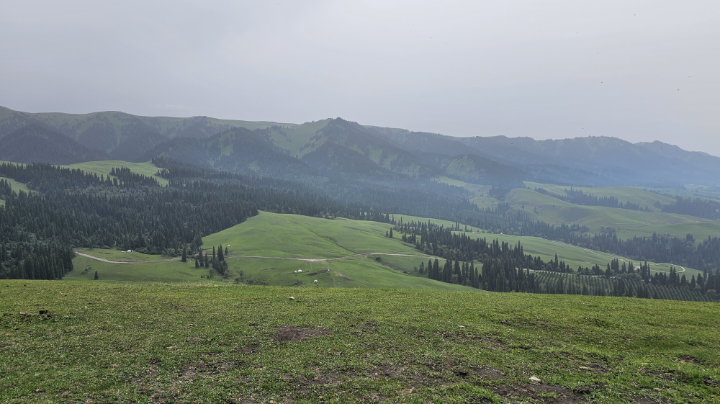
[1,1,719,154]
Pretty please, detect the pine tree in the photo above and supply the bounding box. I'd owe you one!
[181,248,187,263]
[94,271,98,280]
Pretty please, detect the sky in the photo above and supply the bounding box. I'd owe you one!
[1,1,719,154]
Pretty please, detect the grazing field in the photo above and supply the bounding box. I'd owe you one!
[68,212,472,290]
[0,176,32,194]
[461,231,702,278]
[68,212,701,289]
[507,188,720,241]
[524,182,676,212]
[63,160,168,186]
[202,211,420,259]
[0,176,33,206]
[1,281,718,403]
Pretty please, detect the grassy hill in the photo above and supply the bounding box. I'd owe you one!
[393,214,702,278]
[63,160,168,186]
[507,188,720,241]
[524,182,676,212]
[67,212,701,289]
[66,212,472,291]
[1,280,718,402]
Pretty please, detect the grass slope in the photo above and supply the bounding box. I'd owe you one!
[69,212,700,289]
[392,214,701,277]
[525,182,676,212]
[508,188,720,241]
[0,175,33,207]
[1,281,718,403]
[67,212,472,291]
[63,160,168,186]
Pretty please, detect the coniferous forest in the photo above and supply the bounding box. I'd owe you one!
[396,220,719,302]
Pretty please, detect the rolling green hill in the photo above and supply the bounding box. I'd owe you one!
[524,182,676,212]
[507,188,720,241]
[66,212,473,291]
[66,212,701,288]
[1,280,718,402]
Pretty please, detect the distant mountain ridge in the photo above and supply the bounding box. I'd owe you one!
[1,105,719,187]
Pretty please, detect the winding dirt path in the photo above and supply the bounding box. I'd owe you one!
[75,251,434,265]
[74,251,181,264]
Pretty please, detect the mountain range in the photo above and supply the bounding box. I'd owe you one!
[1,105,718,188]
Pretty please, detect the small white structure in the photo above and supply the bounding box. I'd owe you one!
[297,269,303,273]
[313,279,318,284]
[293,270,298,274]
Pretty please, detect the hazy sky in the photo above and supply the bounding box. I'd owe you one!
[1,1,719,154]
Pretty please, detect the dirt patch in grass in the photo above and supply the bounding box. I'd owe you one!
[474,366,503,379]
[237,343,259,354]
[273,325,330,342]
[306,269,330,276]
[677,355,701,364]
[492,383,588,403]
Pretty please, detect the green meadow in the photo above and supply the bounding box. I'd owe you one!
[1,281,718,403]
[507,188,720,241]
[461,230,702,278]
[524,182,676,212]
[67,212,701,289]
[1,175,34,206]
[63,160,168,186]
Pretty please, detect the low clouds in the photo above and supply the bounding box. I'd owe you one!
[1,1,718,153]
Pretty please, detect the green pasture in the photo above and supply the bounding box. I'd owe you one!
[202,211,419,259]
[63,160,168,186]
[525,181,676,212]
[69,211,700,289]
[68,250,470,291]
[460,230,702,278]
[1,281,718,403]
[65,255,213,284]
[0,175,34,206]
[508,188,720,241]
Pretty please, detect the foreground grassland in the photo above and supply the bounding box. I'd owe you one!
[63,160,168,186]
[1,281,718,403]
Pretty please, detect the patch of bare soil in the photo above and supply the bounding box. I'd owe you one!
[306,269,330,276]
[492,383,589,403]
[131,359,160,384]
[677,355,701,364]
[473,366,503,379]
[273,325,330,342]
[238,343,259,354]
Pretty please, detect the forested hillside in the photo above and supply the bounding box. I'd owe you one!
[4,106,720,187]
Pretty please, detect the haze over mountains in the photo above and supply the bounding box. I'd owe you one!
[1,105,718,188]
